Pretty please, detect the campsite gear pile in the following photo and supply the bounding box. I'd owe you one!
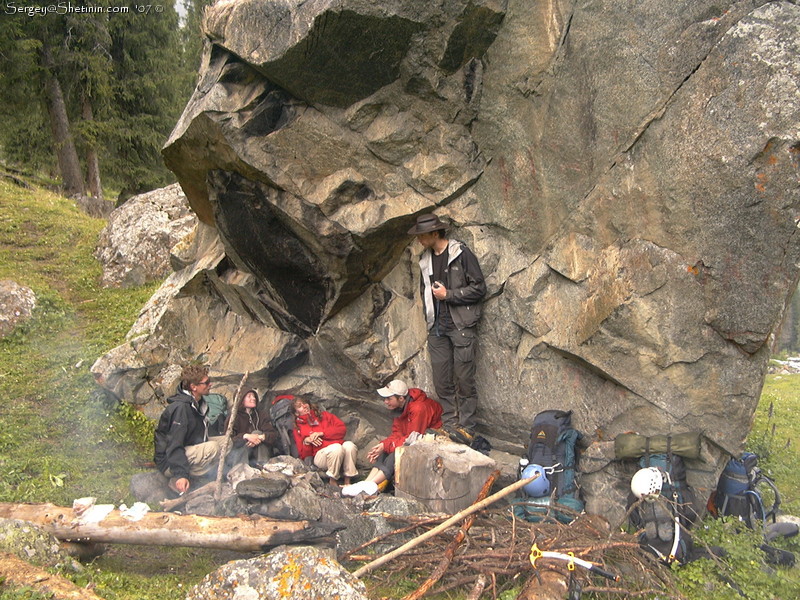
[514,410,583,523]
[616,432,703,565]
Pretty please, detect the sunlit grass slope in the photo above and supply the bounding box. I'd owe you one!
[0,179,222,600]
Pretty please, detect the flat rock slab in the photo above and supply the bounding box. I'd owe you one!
[235,476,290,500]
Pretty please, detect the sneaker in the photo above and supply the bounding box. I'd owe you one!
[341,480,380,497]
[361,481,379,495]
[341,482,367,497]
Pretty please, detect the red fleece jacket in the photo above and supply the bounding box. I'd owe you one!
[382,388,443,454]
[293,409,347,460]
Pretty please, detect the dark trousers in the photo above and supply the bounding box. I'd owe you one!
[374,450,397,480]
[427,326,478,431]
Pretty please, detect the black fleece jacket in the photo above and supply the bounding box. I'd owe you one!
[153,389,209,479]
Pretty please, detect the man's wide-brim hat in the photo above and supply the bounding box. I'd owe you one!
[407,213,447,235]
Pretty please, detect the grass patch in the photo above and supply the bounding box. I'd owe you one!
[749,375,800,515]
[0,180,210,597]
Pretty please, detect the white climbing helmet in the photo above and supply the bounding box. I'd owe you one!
[631,467,663,500]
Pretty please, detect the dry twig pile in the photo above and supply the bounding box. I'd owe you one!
[344,505,685,600]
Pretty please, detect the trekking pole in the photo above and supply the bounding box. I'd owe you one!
[529,543,620,582]
[214,371,249,503]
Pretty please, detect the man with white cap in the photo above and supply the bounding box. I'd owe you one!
[341,379,443,497]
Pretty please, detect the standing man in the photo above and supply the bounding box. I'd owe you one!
[341,379,442,496]
[154,364,221,494]
[408,213,486,435]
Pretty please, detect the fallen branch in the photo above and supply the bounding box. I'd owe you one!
[0,551,106,600]
[402,470,500,600]
[352,472,540,578]
[159,481,216,512]
[466,573,488,600]
[0,502,336,551]
[215,370,249,502]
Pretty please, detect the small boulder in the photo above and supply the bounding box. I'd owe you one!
[94,183,196,288]
[249,479,325,521]
[0,519,81,572]
[187,546,368,600]
[0,280,36,338]
[130,470,174,505]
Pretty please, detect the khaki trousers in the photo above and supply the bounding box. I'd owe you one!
[181,439,221,477]
[313,441,358,480]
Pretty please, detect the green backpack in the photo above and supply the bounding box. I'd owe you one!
[203,393,228,436]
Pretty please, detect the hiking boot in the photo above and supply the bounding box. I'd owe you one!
[442,425,474,445]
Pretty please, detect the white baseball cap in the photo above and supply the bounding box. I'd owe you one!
[377,379,408,397]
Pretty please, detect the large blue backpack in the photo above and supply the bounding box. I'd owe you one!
[514,410,583,524]
[713,452,780,528]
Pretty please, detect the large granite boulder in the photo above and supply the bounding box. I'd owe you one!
[93,0,800,524]
[0,519,81,572]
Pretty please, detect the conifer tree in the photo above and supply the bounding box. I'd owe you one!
[0,16,87,195]
[0,1,195,199]
[106,2,193,199]
[182,0,214,79]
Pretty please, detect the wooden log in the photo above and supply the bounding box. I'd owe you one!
[0,551,107,600]
[402,470,500,600]
[515,568,569,600]
[395,440,497,513]
[159,480,216,512]
[466,574,488,600]
[0,502,338,552]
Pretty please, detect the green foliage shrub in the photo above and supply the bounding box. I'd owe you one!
[677,518,799,600]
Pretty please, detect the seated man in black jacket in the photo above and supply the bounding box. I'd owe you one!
[154,365,221,494]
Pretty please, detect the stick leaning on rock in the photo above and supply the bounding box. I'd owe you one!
[214,371,249,503]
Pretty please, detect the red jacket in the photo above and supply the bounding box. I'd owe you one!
[382,388,443,454]
[293,409,348,460]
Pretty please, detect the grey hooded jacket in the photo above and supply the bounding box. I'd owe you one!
[419,238,486,331]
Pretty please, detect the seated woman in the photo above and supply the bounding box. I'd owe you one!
[292,396,358,487]
[225,390,278,468]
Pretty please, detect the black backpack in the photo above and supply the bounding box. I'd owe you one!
[270,394,299,458]
[628,452,701,564]
[713,452,780,528]
[514,410,583,523]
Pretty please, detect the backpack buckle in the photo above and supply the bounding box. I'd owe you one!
[544,463,564,475]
